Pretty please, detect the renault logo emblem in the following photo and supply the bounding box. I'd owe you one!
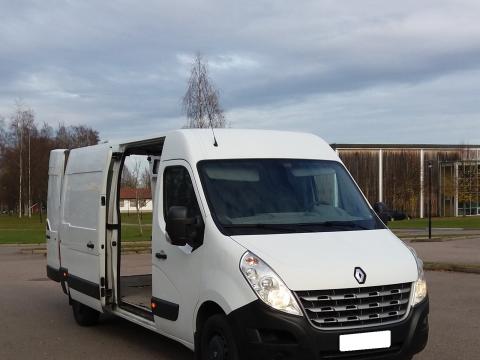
[354,267,366,284]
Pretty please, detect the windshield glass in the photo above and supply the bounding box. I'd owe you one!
[198,159,385,235]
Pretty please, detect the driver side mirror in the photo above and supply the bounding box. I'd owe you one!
[373,202,390,224]
[166,206,204,248]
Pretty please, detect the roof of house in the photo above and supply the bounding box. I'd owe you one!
[120,187,151,199]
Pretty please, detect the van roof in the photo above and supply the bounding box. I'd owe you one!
[109,129,339,163]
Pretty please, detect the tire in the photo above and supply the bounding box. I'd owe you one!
[200,314,239,360]
[71,299,100,326]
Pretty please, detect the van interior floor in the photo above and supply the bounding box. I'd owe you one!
[120,274,152,313]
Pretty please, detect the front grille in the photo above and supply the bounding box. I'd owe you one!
[295,282,412,330]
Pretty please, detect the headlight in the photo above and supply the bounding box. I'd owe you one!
[240,251,303,316]
[409,247,428,306]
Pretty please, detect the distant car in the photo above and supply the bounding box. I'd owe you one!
[373,202,408,222]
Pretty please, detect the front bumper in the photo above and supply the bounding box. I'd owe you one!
[227,297,429,360]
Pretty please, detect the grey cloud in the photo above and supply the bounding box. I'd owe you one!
[0,0,480,142]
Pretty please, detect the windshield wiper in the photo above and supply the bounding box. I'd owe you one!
[222,223,309,233]
[319,221,370,230]
[222,222,370,234]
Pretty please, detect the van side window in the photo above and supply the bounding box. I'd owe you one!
[163,166,201,221]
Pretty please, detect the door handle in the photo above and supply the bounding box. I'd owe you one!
[87,242,95,249]
[155,251,167,260]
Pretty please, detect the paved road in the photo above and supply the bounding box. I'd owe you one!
[408,237,480,264]
[0,250,479,360]
[392,228,480,265]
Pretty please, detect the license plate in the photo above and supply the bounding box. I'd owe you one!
[339,330,391,352]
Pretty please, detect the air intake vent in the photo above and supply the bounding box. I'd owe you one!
[295,282,412,330]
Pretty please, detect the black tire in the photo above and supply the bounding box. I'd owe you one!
[200,314,239,360]
[71,299,100,326]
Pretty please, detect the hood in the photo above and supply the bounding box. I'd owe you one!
[231,229,418,291]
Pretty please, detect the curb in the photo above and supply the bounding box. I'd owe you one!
[424,262,480,275]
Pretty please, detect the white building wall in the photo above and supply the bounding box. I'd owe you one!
[119,199,153,213]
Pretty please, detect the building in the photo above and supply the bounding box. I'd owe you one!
[331,144,480,218]
[119,187,152,213]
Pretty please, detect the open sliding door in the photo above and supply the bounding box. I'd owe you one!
[60,144,112,311]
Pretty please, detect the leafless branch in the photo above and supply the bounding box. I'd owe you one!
[182,53,226,128]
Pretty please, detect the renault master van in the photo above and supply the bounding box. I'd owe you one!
[46,129,428,360]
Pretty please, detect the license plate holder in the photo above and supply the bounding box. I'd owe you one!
[339,330,391,352]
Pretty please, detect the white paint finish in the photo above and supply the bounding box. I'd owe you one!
[420,149,425,218]
[152,159,256,344]
[142,129,340,165]
[46,149,67,270]
[65,143,112,174]
[69,289,103,313]
[59,143,112,308]
[231,229,418,291]
[340,330,391,352]
[152,159,205,344]
[47,129,425,354]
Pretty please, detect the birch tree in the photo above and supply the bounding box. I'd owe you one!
[10,104,34,218]
[182,54,226,128]
[130,159,144,236]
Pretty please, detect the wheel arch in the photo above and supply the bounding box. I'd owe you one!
[193,300,227,359]
[195,300,226,334]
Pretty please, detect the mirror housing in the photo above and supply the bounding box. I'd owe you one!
[373,202,391,224]
[165,206,204,248]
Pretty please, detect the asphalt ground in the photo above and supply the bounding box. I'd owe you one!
[408,237,480,265]
[0,250,479,360]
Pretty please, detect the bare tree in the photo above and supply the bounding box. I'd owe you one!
[140,167,151,190]
[55,123,99,149]
[0,103,100,216]
[182,53,226,129]
[130,159,144,236]
[121,166,137,188]
[10,103,35,218]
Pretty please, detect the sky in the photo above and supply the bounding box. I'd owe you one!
[1,0,480,144]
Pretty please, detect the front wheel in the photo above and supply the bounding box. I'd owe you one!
[200,314,239,360]
[71,299,100,326]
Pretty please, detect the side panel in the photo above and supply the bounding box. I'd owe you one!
[46,149,67,272]
[59,144,112,311]
[152,159,205,344]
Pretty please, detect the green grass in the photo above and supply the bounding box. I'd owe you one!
[0,215,46,244]
[0,212,152,244]
[389,216,480,229]
[5,213,478,243]
[120,213,152,242]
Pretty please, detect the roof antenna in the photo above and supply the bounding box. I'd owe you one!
[207,115,218,147]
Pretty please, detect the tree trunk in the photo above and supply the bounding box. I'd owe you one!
[28,132,31,218]
[18,125,23,218]
[135,189,143,236]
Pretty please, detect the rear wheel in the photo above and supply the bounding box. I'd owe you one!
[200,314,239,360]
[71,299,100,326]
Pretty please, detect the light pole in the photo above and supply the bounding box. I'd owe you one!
[428,161,433,239]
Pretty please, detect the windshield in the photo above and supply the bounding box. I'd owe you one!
[198,159,385,235]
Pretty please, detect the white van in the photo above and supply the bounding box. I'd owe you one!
[46,129,429,360]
